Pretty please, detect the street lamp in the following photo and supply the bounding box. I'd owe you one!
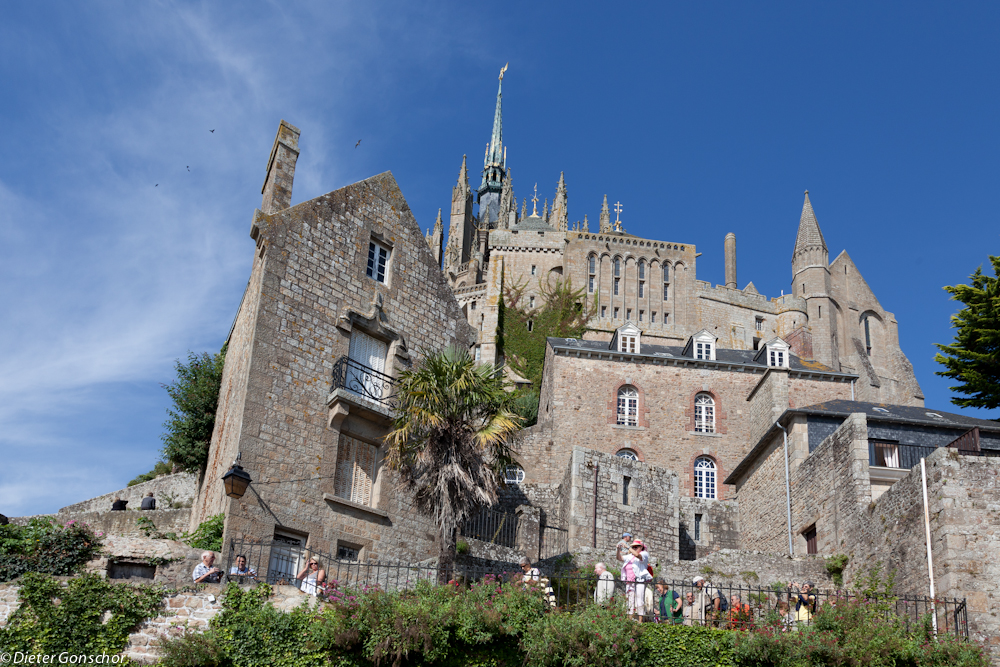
[222,453,253,499]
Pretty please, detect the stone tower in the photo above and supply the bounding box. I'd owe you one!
[791,192,839,369]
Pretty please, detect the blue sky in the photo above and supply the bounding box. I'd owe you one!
[2,2,998,517]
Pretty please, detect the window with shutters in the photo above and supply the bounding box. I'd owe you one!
[334,433,379,507]
[803,524,818,555]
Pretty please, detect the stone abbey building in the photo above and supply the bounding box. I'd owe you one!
[188,72,1000,647]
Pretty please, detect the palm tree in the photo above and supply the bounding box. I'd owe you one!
[384,346,521,579]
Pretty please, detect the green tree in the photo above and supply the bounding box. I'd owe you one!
[384,347,521,578]
[935,255,1000,410]
[501,277,592,388]
[161,345,227,473]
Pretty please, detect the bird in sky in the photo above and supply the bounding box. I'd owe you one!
[186,166,190,171]
[355,139,361,148]
[209,129,215,133]
[155,184,158,187]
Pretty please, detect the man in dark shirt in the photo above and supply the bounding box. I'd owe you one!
[140,493,156,510]
[111,498,127,511]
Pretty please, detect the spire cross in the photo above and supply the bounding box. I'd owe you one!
[532,183,539,216]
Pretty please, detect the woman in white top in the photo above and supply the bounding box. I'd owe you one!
[297,557,326,596]
[519,557,540,582]
[622,539,652,619]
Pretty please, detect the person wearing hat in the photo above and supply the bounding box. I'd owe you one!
[622,538,652,619]
[615,531,633,563]
[692,575,723,626]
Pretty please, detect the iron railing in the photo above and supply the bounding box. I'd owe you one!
[331,356,397,410]
[221,540,968,638]
[461,508,519,548]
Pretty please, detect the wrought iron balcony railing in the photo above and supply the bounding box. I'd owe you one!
[331,356,397,411]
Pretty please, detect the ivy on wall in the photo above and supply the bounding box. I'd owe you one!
[0,517,102,582]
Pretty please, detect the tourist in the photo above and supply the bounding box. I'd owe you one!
[594,562,615,604]
[615,531,633,563]
[192,551,222,583]
[111,497,127,511]
[692,576,723,625]
[683,591,696,626]
[297,557,326,595]
[229,554,257,581]
[775,600,794,631]
[654,578,683,624]
[519,556,540,582]
[727,594,752,629]
[140,492,156,510]
[622,539,652,619]
[791,581,817,626]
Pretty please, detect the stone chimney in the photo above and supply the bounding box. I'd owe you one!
[725,232,737,289]
[261,120,301,214]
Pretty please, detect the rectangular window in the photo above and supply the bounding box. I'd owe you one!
[804,524,818,555]
[638,281,645,297]
[694,514,702,542]
[755,317,763,331]
[626,308,632,320]
[527,320,533,332]
[619,335,637,353]
[347,330,388,400]
[872,441,900,468]
[334,434,378,507]
[588,276,595,293]
[470,301,476,310]
[663,284,669,300]
[529,296,535,308]
[753,337,761,351]
[366,240,390,283]
[269,530,306,584]
[531,265,537,275]
[601,306,607,318]
[337,544,361,561]
[639,310,644,322]
[613,307,619,319]
[622,476,631,505]
[474,346,481,362]
[769,350,784,366]
[695,342,712,360]
[614,278,620,295]
[651,312,656,323]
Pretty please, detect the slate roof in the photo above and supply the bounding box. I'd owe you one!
[725,399,1000,484]
[512,215,556,231]
[546,337,852,377]
[794,191,827,253]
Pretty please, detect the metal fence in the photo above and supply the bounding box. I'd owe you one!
[460,508,519,548]
[221,541,968,638]
[331,356,397,409]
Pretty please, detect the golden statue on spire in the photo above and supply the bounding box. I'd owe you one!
[500,62,508,81]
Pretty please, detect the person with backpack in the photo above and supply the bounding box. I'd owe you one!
[693,576,727,625]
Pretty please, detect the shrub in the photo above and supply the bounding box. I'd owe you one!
[0,572,162,654]
[161,346,226,474]
[521,600,641,667]
[157,630,228,667]
[0,517,103,582]
[182,513,225,551]
[128,460,173,487]
[825,554,849,588]
[639,623,734,667]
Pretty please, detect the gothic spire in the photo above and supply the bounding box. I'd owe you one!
[457,154,470,191]
[552,171,569,231]
[599,194,611,233]
[434,207,444,234]
[479,64,507,195]
[794,190,827,255]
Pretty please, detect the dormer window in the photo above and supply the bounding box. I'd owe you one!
[756,337,791,368]
[612,322,642,355]
[685,330,718,361]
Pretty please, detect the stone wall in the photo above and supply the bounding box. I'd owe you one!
[848,448,1000,653]
[678,497,739,560]
[9,508,191,539]
[58,473,197,515]
[561,447,680,560]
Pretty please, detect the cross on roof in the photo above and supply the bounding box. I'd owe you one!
[531,183,539,216]
[614,201,623,222]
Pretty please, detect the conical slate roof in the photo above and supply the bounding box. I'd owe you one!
[794,191,827,253]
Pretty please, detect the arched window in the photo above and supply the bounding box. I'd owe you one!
[638,260,646,297]
[614,258,621,277]
[616,448,639,461]
[504,465,525,484]
[617,385,639,426]
[694,457,717,499]
[862,315,872,355]
[694,393,715,433]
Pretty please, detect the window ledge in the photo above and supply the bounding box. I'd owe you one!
[323,493,389,519]
[611,424,646,431]
[688,431,722,437]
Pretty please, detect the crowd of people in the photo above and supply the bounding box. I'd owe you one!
[190,537,820,630]
[587,531,818,628]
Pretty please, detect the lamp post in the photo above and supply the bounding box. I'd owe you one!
[222,453,253,499]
